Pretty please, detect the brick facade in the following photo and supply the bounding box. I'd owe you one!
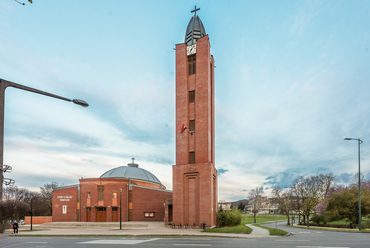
[52,185,79,222]
[173,33,218,227]
[52,178,172,222]
[25,216,52,225]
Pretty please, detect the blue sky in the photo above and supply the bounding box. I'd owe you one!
[0,0,369,201]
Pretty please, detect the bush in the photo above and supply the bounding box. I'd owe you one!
[0,222,10,233]
[216,207,242,227]
[311,213,326,224]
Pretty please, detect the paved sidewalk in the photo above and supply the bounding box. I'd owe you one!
[246,224,269,236]
[3,222,274,238]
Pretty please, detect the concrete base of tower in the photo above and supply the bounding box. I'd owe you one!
[172,162,218,227]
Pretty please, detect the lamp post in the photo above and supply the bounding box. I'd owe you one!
[273,203,278,230]
[30,196,33,231]
[344,137,363,231]
[0,78,88,201]
[119,188,122,230]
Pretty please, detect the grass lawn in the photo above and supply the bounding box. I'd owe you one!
[202,224,253,234]
[313,216,369,225]
[241,214,287,225]
[253,224,289,236]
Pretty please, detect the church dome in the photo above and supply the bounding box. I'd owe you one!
[100,160,164,187]
[185,13,206,46]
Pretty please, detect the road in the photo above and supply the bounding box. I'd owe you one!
[0,222,369,248]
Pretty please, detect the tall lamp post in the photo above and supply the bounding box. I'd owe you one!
[0,78,88,201]
[344,137,363,231]
[119,188,122,230]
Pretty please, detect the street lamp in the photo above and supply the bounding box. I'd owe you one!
[119,188,122,230]
[344,137,363,231]
[0,78,89,201]
[273,203,278,230]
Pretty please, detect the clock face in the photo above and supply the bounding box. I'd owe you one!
[187,44,196,56]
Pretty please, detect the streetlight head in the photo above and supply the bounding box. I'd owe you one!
[72,99,89,107]
[344,138,353,140]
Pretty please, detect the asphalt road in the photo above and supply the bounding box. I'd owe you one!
[0,222,369,248]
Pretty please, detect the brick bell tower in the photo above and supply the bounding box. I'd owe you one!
[172,6,217,227]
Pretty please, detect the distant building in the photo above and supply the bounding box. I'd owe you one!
[246,196,278,214]
[218,200,231,211]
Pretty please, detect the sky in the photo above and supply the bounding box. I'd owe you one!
[0,0,369,201]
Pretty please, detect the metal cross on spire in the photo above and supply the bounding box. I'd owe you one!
[191,5,200,15]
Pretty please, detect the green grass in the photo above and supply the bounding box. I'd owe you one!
[241,214,286,225]
[293,224,370,233]
[202,224,253,234]
[253,224,289,236]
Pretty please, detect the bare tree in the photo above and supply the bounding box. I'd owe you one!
[248,186,264,223]
[290,173,335,227]
[272,186,292,225]
[39,182,61,216]
[350,172,368,187]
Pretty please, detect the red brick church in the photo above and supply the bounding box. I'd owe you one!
[52,7,217,227]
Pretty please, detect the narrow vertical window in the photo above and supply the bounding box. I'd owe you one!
[189,120,195,132]
[98,186,104,201]
[87,192,91,198]
[189,90,195,103]
[189,152,195,164]
[188,55,196,75]
[112,192,117,198]
[63,205,67,214]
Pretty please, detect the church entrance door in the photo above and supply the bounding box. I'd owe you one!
[112,207,118,222]
[169,204,173,223]
[86,207,91,222]
[96,207,106,222]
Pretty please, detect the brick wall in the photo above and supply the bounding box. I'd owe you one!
[131,186,172,221]
[25,216,52,225]
[52,186,78,222]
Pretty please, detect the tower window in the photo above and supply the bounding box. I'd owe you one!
[189,91,195,103]
[189,120,195,132]
[98,186,104,201]
[188,55,196,75]
[87,192,91,198]
[189,152,195,164]
[112,192,117,198]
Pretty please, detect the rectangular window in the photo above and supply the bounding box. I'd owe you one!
[112,207,118,211]
[189,152,195,164]
[112,192,117,198]
[87,192,91,198]
[189,90,195,103]
[63,205,67,214]
[98,186,104,201]
[144,212,155,218]
[189,120,195,132]
[188,55,196,75]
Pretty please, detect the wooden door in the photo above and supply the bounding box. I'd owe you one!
[168,205,173,222]
[96,207,106,222]
[112,207,118,222]
[86,207,91,222]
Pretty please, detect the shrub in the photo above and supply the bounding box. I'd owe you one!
[0,222,10,233]
[216,207,242,227]
[311,213,325,224]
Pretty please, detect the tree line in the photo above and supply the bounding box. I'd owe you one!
[271,172,370,227]
[0,182,61,224]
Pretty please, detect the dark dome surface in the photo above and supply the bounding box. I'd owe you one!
[185,14,206,46]
[100,162,163,186]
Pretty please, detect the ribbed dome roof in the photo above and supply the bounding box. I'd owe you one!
[185,14,206,46]
[100,161,163,187]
